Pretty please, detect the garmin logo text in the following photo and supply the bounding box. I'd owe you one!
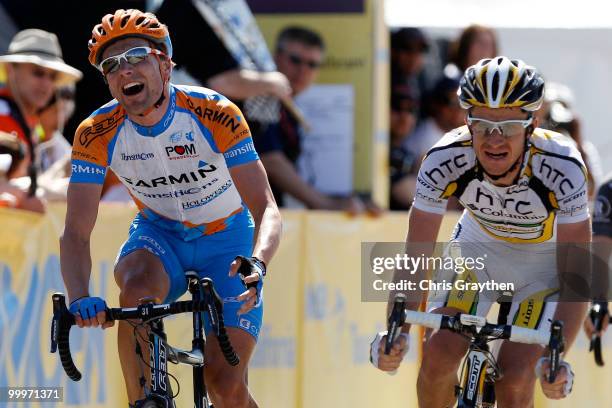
[132,178,219,198]
[224,141,255,159]
[120,164,217,188]
[121,152,154,161]
[72,164,105,175]
[182,180,232,209]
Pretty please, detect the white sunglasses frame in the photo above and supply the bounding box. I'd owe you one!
[98,46,165,74]
[467,115,533,138]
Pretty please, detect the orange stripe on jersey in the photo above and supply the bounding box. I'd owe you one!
[72,104,125,167]
[175,91,252,153]
[200,207,244,235]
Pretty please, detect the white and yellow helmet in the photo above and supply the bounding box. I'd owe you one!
[458,56,544,111]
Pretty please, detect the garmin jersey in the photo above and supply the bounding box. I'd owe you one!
[70,84,258,240]
[593,175,612,237]
[413,126,589,243]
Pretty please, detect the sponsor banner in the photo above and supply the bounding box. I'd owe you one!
[2,206,611,407]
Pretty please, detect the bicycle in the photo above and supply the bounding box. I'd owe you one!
[385,293,564,408]
[51,272,239,408]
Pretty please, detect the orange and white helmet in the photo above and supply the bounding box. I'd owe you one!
[458,56,544,111]
[88,9,172,67]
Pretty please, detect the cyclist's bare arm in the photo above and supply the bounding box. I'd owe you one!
[584,234,612,337]
[554,219,591,351]
[388,207,444,331]
[59,183,102,303]
[230,160,281,265]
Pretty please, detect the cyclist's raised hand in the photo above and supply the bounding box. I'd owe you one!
[229,255,266,315]
[535,357,574,399]
[69,296,113,329]
[369,331,409,372]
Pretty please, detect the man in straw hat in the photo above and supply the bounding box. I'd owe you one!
[0,28,82,193]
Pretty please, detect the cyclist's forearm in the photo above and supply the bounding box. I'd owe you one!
[552,301,588,352]
[251,202,282,266]
[60,231,93,302]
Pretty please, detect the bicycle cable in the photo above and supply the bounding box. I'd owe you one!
[130,320,182,400]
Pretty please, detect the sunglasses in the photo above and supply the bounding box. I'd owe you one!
[467,115,533,138]
[287,53,322,69]
[98,46,165,75]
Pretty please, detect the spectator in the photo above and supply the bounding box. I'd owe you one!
[390,27,429,101]
[445,24,498,77]
[389,84,420,210]
[37,84,76,172]
[255,26,366,212]
[35,84,78,201]
[2,0,147,142]
[535,81,603,198]
[405,74,463,161]
[0,28,81,202]
[155,0,291,106]
[0,131,43,212]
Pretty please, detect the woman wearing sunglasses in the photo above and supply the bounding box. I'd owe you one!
[60,9,281,408]
[372,56,590,406]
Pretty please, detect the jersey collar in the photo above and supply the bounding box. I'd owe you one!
[130,85,177,137]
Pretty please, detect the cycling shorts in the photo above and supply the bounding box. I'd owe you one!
[427,238,559,332]
[116,212,262,340]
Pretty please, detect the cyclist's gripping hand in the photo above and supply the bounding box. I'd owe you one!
[370,331,409,372]
[229,256,266,315]
[535,357,574,400]
[69,296,113,329]
[584,302,610,339]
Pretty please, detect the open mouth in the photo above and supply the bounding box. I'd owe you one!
[122,82,145,96]
[485,151,508,160]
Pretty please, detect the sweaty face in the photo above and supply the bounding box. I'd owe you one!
[9,63,57,113]
[469,107,534,179]
[275,41,323,96]
[101,38,169,118]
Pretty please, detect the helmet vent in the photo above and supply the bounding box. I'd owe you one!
[491,71,500,101]
[120,15,130,28]
[135,16,146,25]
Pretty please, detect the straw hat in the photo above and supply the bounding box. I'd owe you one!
[0,29,82,85]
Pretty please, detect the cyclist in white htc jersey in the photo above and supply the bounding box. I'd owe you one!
[60,9,281,408]
[371,57,590,406]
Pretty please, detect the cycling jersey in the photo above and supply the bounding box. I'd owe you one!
[70,84,258,240]
[414,126,589,243]
[593,176,612,237]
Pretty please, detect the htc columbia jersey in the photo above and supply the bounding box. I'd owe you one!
[413,126,589,243]
[70,85,258,240]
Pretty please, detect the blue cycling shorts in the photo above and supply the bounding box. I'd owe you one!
[116,211,262,340]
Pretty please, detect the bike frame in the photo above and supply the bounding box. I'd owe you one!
[135,272,210,407]
[457,337,496,408]
[51,274,240,408]
[385,293,563,408]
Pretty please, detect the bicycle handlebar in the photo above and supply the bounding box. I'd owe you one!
[589,302,611,367]
[51,278,239,382]
[391,294,564,384]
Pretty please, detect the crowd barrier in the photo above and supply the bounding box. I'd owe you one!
[0,204,610,407]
